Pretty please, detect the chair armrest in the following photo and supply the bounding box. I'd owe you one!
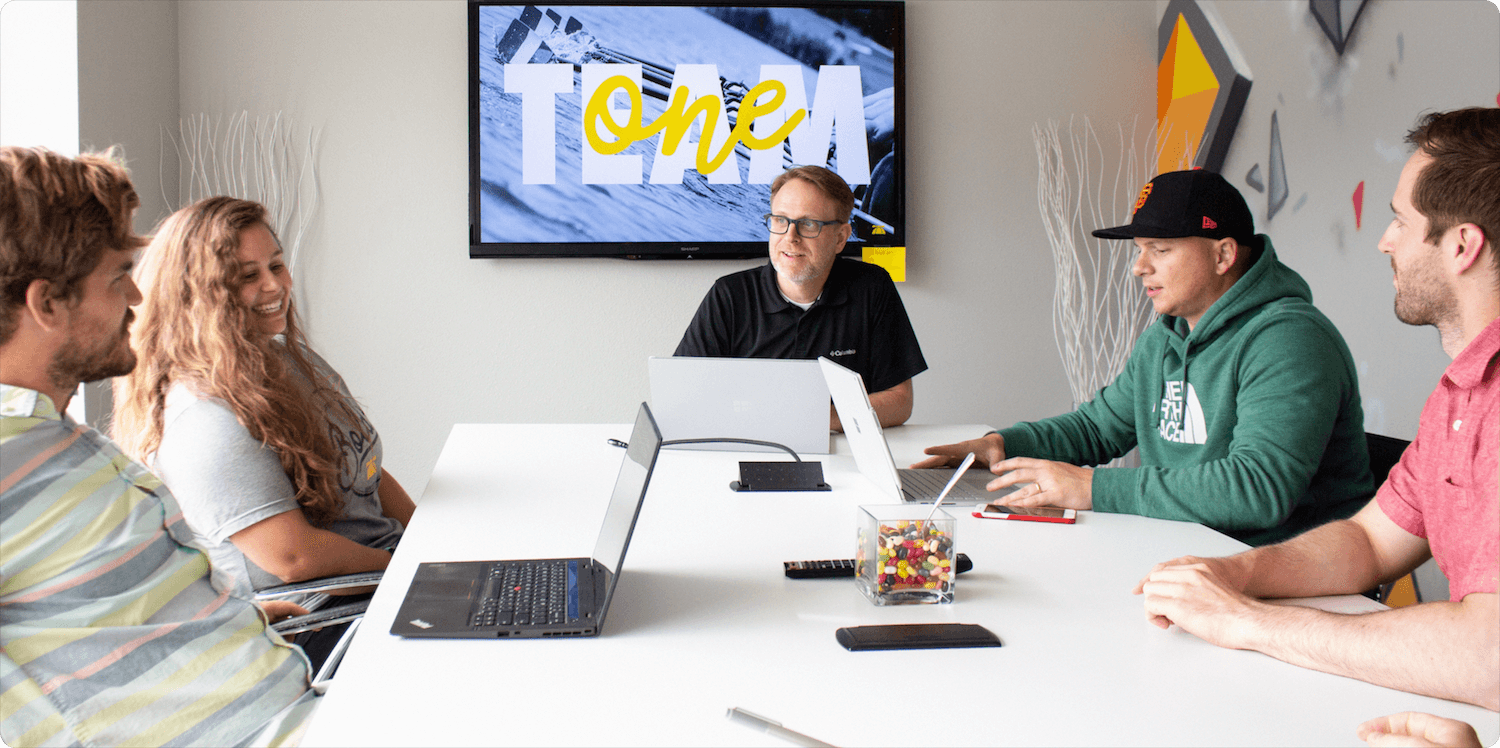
[254,571,385,599]
[272,599,370,636]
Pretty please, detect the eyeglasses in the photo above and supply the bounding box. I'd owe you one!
[763,213,845,238]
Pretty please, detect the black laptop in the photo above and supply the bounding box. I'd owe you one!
[390,403,662,639]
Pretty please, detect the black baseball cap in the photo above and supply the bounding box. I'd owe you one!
[1092,169,1254,242]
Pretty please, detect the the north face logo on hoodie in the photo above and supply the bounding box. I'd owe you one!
[1159,380,1208,445]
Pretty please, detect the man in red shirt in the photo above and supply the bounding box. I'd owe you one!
[1134,107,1499,711]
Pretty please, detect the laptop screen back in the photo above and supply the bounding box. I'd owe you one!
[648,356,831,454]
[592,403,663,577]
[819,357,905,502]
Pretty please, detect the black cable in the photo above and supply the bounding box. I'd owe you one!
[664,438,801,462]
[610,437,801,462]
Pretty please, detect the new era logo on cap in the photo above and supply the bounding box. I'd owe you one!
[1203,217,1217,229]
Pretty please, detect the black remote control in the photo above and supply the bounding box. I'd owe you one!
[784,553,972,579]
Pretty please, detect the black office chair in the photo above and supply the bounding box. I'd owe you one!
[1365,432,1410,487]
[1364,432,1418,605]
[256,570,384,682]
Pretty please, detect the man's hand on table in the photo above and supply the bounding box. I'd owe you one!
[912,432,1006,470]
[912,433,1093,509]
[1133,555,1265,649]
[983,457,1094,510]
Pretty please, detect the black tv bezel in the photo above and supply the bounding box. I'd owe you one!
[468,0,907,259]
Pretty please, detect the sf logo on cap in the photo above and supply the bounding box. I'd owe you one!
[1133,183,1153,212]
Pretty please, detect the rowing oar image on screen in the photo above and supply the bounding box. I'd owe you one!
[469,2,908,260]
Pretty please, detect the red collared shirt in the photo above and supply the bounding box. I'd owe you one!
[1377,317,1500,602]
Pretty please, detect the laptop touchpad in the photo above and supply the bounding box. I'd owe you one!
[409,563,480,600]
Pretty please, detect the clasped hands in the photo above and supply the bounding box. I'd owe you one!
[1130,554,1271,650]
[912,433,1095,510]
[1137,560,1482,746]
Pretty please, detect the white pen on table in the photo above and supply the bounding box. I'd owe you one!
[726,707,837,748]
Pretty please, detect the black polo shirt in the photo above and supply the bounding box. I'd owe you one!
[674,258,927,393]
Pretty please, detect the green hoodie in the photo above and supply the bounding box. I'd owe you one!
[998,237,1372,546]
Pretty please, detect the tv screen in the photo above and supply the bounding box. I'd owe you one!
[469,1,906,259]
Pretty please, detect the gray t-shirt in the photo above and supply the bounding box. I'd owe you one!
[153,346,403,600]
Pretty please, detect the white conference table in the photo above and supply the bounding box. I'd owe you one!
[302,423,1498,747]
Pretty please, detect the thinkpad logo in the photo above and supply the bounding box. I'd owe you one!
[409,619,433,629]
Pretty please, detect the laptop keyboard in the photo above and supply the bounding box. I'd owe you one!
[472,560,580,628]
[899,469,991,501]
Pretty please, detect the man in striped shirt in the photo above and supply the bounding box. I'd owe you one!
[1,146,318,746]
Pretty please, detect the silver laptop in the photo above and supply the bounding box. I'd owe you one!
[820,357,1016,505]
[648,356,831,455]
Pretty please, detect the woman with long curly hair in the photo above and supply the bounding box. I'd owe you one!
[113,196,413,669]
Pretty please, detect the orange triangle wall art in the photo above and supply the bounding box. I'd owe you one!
[1157,0,1252,177]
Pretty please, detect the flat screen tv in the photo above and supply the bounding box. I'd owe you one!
[469,1,906,259]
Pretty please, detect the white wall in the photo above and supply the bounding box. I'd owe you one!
[78,0,178,234]
[83,0,1496,498]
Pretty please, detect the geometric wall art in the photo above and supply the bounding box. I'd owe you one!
[1309,0,1370,56]
[1245,163,1264,192]
[1352,180,1364,230]
[1245,111,1304,222]
[1156,0,1253,176]
[1267,110,1288,220]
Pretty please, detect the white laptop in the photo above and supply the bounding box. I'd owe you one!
[820,356,1017,505]
[648,356,831,455]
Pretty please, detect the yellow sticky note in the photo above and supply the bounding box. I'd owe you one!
[861,247,907,282]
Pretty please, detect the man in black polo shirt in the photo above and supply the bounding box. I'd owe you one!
[674,165,926,430]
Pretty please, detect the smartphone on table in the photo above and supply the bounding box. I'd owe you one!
[972,503,1076,523]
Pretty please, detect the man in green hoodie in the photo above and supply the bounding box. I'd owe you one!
[916,169,1372,546]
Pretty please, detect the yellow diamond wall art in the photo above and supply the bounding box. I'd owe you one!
[1156,0,1252,177]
